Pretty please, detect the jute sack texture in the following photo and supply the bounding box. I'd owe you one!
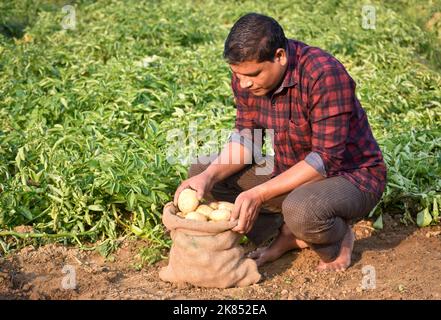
[159,202,261,288]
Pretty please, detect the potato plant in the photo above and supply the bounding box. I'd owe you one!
[0,0,440,262]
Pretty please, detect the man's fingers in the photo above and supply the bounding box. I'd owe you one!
[232,209,246,233]
[244,204,258,233]
[196,188,204,201]
[244,215,254,234]
[231,199,241,221]
[230,199,242,232]
[233,220,246,234]
[237,202,248,233]
[235,212,247,234]
[233,200,250,233]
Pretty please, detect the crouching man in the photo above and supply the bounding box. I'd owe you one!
[174,13,386,271]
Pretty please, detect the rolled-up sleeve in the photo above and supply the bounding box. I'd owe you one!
[309,67,355,176]
[304,151,327,177]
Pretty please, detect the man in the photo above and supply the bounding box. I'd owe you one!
[174,13,386,271]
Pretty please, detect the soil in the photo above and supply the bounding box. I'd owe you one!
[1,214,440,300]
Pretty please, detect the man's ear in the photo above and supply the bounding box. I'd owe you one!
[274,48,287,65]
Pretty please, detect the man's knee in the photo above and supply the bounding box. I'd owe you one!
[281,193,328,242]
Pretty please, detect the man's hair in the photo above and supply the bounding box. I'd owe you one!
[223,13,287,64]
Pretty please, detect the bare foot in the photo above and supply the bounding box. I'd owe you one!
[248,223,308,267]
[316,227,355,272]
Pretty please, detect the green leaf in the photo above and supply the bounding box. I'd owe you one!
[15,147,25,168]
[131,225,144,236]
[88,205,104,211]
[60,97,68,109]
[173,107,185,117]
[416,208,432,227]
[48,194,63,204]
[433,198,439,220]
[77,221,85,233]
[18,206,33,220]
[373,215,383,230]
[88,160,100,169]
[48,185,64,197]
[84,212,92,225]
[128,192,136,211]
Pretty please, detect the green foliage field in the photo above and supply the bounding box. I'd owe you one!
[1,0,440,261]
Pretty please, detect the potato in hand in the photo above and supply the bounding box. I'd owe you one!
[177,188,199,214]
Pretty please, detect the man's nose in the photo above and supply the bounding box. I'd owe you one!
[239,77,253,89]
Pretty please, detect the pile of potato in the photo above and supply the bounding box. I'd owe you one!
[176,189,234,222]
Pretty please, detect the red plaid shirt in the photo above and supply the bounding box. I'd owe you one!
[231,39,387,198]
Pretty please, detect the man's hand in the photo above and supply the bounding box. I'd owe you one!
[231,187,265,234]
[173,171,216,206]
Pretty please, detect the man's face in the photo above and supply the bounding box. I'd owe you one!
[230,48,288,96]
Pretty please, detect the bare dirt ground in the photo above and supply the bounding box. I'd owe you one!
[1,214,440,300]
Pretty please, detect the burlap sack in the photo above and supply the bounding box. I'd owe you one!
[159,202,261,288]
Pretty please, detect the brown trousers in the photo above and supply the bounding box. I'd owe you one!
[189,155,380,262]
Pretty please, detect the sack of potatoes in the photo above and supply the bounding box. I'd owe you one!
[159,188,261,288]
[176,188,234,222]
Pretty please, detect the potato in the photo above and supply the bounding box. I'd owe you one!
[208,202,219,210]
[209,209,231,222]
[178,188,199,213]
[218,201,235,212]
[185,211,208,222]
[195,204,213,218]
